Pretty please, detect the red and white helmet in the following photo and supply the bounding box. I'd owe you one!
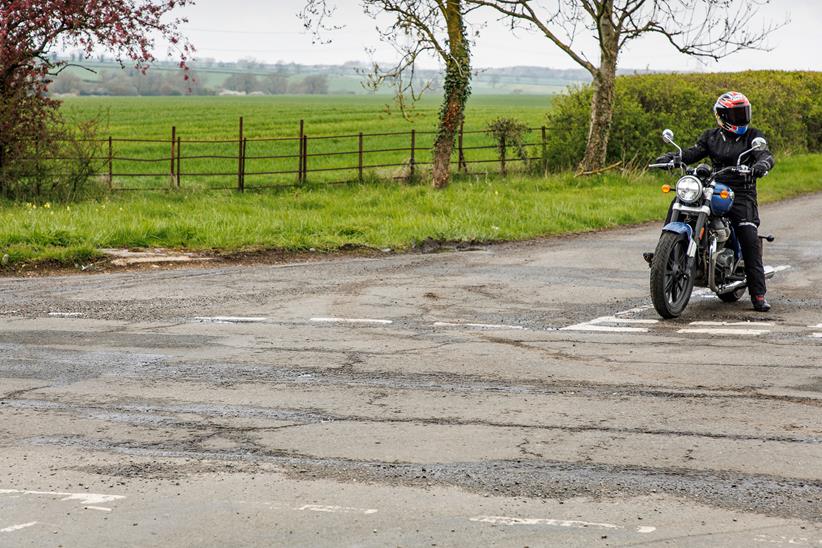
[714,91,752,135]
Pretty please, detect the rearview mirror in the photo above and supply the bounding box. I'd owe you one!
[662,129,675,143]
[752,137,768,151]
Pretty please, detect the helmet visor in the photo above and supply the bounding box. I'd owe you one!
[721,104,751,127]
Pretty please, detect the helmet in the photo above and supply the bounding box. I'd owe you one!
[714,91,751,135]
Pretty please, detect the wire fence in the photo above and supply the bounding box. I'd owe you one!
[9,118,566,192]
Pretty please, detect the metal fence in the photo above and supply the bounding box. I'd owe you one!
[11,117,562,191]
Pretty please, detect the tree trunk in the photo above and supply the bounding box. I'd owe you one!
[579,1,618,174]
[579,65,617,173]
[432,0,470,189]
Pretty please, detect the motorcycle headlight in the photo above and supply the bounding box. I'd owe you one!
[676,176,703,204]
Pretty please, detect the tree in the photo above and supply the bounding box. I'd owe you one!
[290,74,329,95]
[223,73,262,94]
[468,0,781,173]
[302,0,472,188]
[0,0,193,190]
[263,73,289,95]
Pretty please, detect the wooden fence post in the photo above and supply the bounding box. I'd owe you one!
[107,136,113,190]
[241,138,248,192]
[541,126,548,176]
[302,134,308,183]
[298,119,305,183]
[237,116,245,192]
[176,136,182,188]
[458,121,466,173]
[410,129,416,180]
[358,132,364,182]
[170,126,176,188]
[238,117,244,192]
[500,134,507,176]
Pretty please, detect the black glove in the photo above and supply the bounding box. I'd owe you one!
[752,162,769,178]
[654,152,676,165]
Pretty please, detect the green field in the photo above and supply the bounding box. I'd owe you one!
[3,154,821,268]
[58,95,556,189]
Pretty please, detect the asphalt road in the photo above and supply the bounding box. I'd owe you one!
[1,193,821,547]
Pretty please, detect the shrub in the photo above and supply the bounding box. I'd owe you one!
[485,117,531,176]
[545,71,822,170]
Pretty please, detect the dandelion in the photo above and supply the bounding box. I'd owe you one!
[44,202,51,209]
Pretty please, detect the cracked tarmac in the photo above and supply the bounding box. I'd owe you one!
[1,193,821,546]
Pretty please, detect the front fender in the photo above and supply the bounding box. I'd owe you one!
[662,222,694,240]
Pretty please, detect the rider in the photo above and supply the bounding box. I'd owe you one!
[647,91,776,312]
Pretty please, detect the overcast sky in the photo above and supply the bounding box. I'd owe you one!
[166,0,819,71]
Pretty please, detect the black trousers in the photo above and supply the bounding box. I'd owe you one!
[665,192,766,297]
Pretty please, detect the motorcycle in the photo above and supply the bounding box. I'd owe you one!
[647,129,777,319]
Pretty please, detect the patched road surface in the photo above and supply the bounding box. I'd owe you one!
[1,194,821,547]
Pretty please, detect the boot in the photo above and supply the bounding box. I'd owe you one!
[752,295,771,312]
[643,252,654,268]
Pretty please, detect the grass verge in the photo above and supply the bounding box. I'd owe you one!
[1,153,820,270]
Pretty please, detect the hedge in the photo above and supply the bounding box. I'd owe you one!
[545,71,822,170]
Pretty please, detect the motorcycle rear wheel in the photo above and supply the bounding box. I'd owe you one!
[650,232,695,319]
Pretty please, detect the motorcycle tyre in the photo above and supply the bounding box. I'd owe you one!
[650,232,696,319]
[718,287,746,303]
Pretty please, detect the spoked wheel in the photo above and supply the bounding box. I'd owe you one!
[650,232,696,319]
[718,286,747,303]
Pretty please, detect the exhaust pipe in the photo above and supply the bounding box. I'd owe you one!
[715,265,777,295]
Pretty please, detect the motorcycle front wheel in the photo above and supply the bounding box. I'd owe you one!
[650,232,695,319]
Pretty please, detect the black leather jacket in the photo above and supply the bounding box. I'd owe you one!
[681,128,775,191]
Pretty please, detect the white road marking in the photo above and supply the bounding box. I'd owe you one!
[562,315,657,333]
[0,522,37,533]
[678,328,770,336]
[194,316,269,324]
[297,504,378,515]
[595,316,659,325]
[433,322,525,330]
[811,333,822,339]
[772,265,791,273]
[614,305,653,317]
[48,312,83,317]
[809,324,822,329]
[85,506,113,512]
[470,515,621,530]
[689,321,774,327]
[310,318,393,325]
[0,489,125,506]
[469,515,656,534]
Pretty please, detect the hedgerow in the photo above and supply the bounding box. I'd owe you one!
[545,71,822,170]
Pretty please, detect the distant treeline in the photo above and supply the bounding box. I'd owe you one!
[47,55,594,97]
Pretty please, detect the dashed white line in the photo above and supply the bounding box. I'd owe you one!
[469,515,656,534]
[811,333,822,339]
[85,506,113,512]
[194,316,269,324]
[310,318,393,325]
[297,504,378,515]
[433,322,525,330]
[1,522,38,533]
[689,321,774,327]
[678,328,770,336]
[48,312,83,317]
[563,324,650,333]
[0,489,125,506]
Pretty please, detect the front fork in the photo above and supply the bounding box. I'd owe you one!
[670,206,709,277]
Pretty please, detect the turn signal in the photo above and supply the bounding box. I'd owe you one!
[661,185,671,193]
[720,190,730,199]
